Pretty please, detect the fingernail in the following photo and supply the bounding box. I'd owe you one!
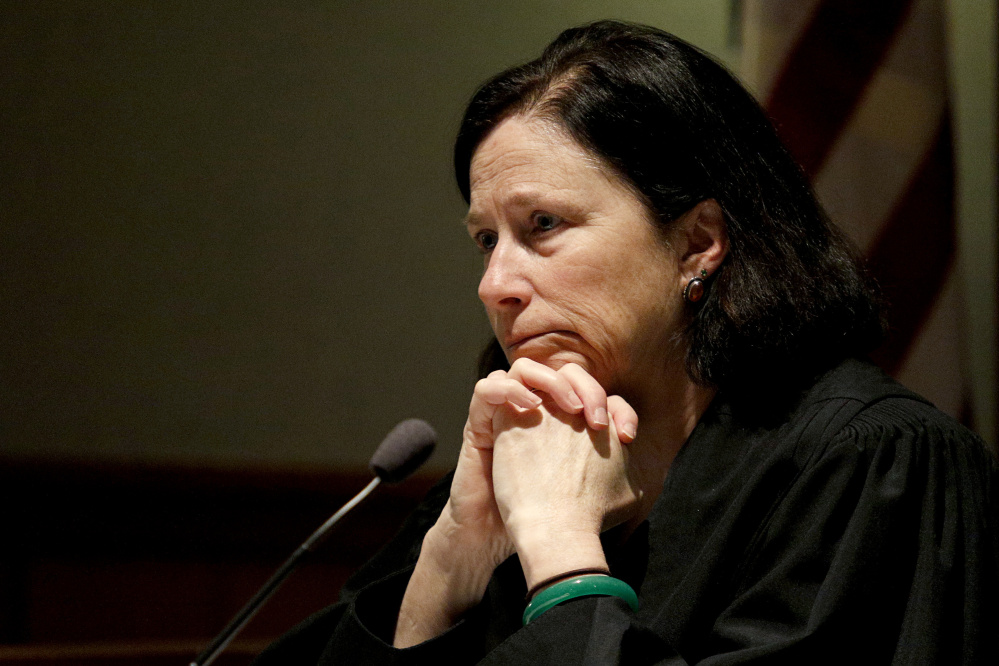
[568,393,584,411]
[622,423,637,439]
[594,407,609,427]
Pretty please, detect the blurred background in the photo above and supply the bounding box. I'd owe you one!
[1,1,995,663]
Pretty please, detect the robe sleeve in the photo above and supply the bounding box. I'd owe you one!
[684,400,999,664]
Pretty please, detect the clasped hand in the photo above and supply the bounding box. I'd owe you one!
[444,358,641,587]
[394,359,642,647]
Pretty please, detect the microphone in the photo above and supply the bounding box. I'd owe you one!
[191,419,437,666]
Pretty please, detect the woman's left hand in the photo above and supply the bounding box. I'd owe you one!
[489,361,643,590]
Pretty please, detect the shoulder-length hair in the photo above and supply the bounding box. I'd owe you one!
[457,20,884,393]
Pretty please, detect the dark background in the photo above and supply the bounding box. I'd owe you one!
[0,3,741,662]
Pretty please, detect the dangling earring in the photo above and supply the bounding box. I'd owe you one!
[684,268,709,304]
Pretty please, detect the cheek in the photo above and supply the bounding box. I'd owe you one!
[606,260,681,343]
[558,269,656,349]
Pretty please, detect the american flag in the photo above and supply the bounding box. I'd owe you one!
[742,0,969,425]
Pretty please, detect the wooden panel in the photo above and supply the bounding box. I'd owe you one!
[0,459,439,659]
[0,639,266,665]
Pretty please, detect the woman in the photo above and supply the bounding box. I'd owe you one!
[257,21,997,664]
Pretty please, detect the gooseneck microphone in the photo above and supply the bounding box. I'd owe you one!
[191,419,437,666]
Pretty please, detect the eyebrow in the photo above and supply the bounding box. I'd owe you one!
[463,189,570,228]
[463,210,483,228]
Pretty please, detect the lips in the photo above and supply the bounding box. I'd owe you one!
[506,332,545,350]
[506,329,578,351]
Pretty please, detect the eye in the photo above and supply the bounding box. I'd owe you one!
[532,212,563,233]
[474,230,498,252]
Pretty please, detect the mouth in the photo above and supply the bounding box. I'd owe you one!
[506,330,578,352]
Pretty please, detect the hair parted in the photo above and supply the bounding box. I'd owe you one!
[458,20,884,393]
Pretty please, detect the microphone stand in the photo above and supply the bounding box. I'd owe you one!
[190,477,382,666]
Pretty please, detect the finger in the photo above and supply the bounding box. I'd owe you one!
[607,395,638,443]
[477,374,544,410]
[505,358,584,414]
[556,363,610,429]
[466,376,543,447]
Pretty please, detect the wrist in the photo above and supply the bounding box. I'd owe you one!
[512,526,608,591]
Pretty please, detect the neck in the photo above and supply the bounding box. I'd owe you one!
[617,363,716,534]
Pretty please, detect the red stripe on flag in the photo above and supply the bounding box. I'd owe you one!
[867,114,955,373]
[766,0,916,175]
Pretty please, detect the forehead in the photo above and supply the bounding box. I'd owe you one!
[466,116,640,220]
[470,118,596,184]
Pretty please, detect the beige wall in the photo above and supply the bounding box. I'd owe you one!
[5,1,993,474]
[1,2,736,472]
[945,0,998,446]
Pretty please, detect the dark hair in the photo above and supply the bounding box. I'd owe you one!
[458,20,884,393]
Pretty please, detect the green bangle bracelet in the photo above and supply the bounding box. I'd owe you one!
[522,575,639,625]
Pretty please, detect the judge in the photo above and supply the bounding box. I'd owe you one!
[256,20,998,664]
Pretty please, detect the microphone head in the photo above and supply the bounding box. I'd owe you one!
[368,419,436,483]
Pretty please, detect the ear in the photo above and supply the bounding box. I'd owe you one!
[676,199,728,279]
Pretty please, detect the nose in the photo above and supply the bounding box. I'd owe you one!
[477,239,532,311]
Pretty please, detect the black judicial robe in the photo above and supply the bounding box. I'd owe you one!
[253,358,999,664]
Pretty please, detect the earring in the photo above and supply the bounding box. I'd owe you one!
[684,269,709,304]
